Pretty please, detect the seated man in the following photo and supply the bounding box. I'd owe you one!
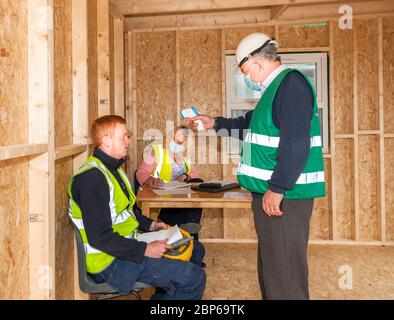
[68,115,206,300]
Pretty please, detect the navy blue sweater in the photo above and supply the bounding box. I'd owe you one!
[216,71,314,195]
[71,148,153,264]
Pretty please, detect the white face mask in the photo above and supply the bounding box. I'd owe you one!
[169,139,185,154]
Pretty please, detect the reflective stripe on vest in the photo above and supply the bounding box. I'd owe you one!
[244,132,322,148]
[237,163,325,184]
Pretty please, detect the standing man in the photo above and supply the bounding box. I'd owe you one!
[189,33,325,299]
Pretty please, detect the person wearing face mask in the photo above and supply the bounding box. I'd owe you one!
[188,33,326,300]
[136,126,203,239]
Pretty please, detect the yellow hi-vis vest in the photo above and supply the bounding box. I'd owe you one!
[151,144,191,182]
[68,155,140,274]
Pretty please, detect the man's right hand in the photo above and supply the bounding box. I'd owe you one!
[188,115,215,132]
[144,240,168,258]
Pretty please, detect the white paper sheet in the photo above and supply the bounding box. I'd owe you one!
[151,181,192,190]
[136,225,183,244]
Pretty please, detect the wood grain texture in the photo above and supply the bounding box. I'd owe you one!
[334,139,354,240]
[54,0,73,147]
[385,138,394,240]
[224,26,275,51]
[333,25,353,134]
[179,30,222,117]
[88,0,98,126]
[310,158,331,240]
[356,19,379,131]
[278,23,329,48]
[136,32,176,138]
[383,16,394,134]
[54,159,74,299]
[203,243,394,299]
[0,0,28,146]
[358,135,380,240]
[0,158,29,299]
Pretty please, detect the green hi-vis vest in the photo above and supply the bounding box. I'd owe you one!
[68,155,140,274]
[151,144,191,182]
[237,68,326,200]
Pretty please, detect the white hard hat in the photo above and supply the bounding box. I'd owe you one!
[235,33,277,68]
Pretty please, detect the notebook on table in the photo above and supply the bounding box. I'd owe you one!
[191,180,240,193]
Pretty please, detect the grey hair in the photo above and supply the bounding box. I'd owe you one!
[253,43,281,62]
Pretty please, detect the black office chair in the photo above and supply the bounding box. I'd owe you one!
[74,226,152,300]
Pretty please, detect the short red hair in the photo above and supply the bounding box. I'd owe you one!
[91,115,126,147]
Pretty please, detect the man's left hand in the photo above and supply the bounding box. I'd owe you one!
[262,190,284,217]
[150,221,170,231]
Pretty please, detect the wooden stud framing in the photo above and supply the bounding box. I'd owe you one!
[353,23,360,241]
[72,0,89,299]
[114,18,125,117]
[271,4,289,20]
[126,31,134,178]
[0,144,48,161]
[176,30,181,126]
[132,31,138,173]
[28,0,55,299]
[329,21,336,240]
[97,0,111,116]
[378,17,386,242]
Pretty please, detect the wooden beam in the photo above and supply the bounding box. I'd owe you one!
[329,21,337,240]
[54,144,88,161]
[28,0,55,299]
[115,0,340,17]
[353,22,360,241]
[109,0,124,19]
[271,4,289,20]
[97,0,111,116]
[72,0,90,299]
[114,18,125,117]
[0,144,48,161]
[378,17,386,242]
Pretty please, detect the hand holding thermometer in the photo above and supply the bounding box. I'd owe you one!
[180,106,204,131]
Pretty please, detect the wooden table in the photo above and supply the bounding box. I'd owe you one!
[137,186,252,221]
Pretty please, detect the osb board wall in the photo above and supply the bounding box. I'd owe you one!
[54,159,74,299]
[0,0,28,146]
[136,32,176,138]
[358,136,380,240]
[223,26,275,51]
[310,158,331,240]
[383,17,394,134]
[356,19,379,131]
[385,138,394,240]
[0,0,29,299]
[54,0,73,147]
[179,30,222,117]
[88,0,98,127]
[0,158,29,299]
[203,243,394,300]
[333,25,353,134]
[278,23,330,48]
[334,139,354,240]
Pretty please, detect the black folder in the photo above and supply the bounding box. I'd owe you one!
[191,182,240,193]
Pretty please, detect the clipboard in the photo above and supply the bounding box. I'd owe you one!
[191,182,240,193]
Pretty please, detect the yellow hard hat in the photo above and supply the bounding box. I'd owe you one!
[163,228,194,262]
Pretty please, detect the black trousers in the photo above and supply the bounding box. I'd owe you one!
[252,193,314,300]
[158,208,203,240]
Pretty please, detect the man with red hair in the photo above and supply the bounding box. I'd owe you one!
[68,115,205,300]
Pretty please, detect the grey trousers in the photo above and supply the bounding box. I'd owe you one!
[252,194,314,300]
